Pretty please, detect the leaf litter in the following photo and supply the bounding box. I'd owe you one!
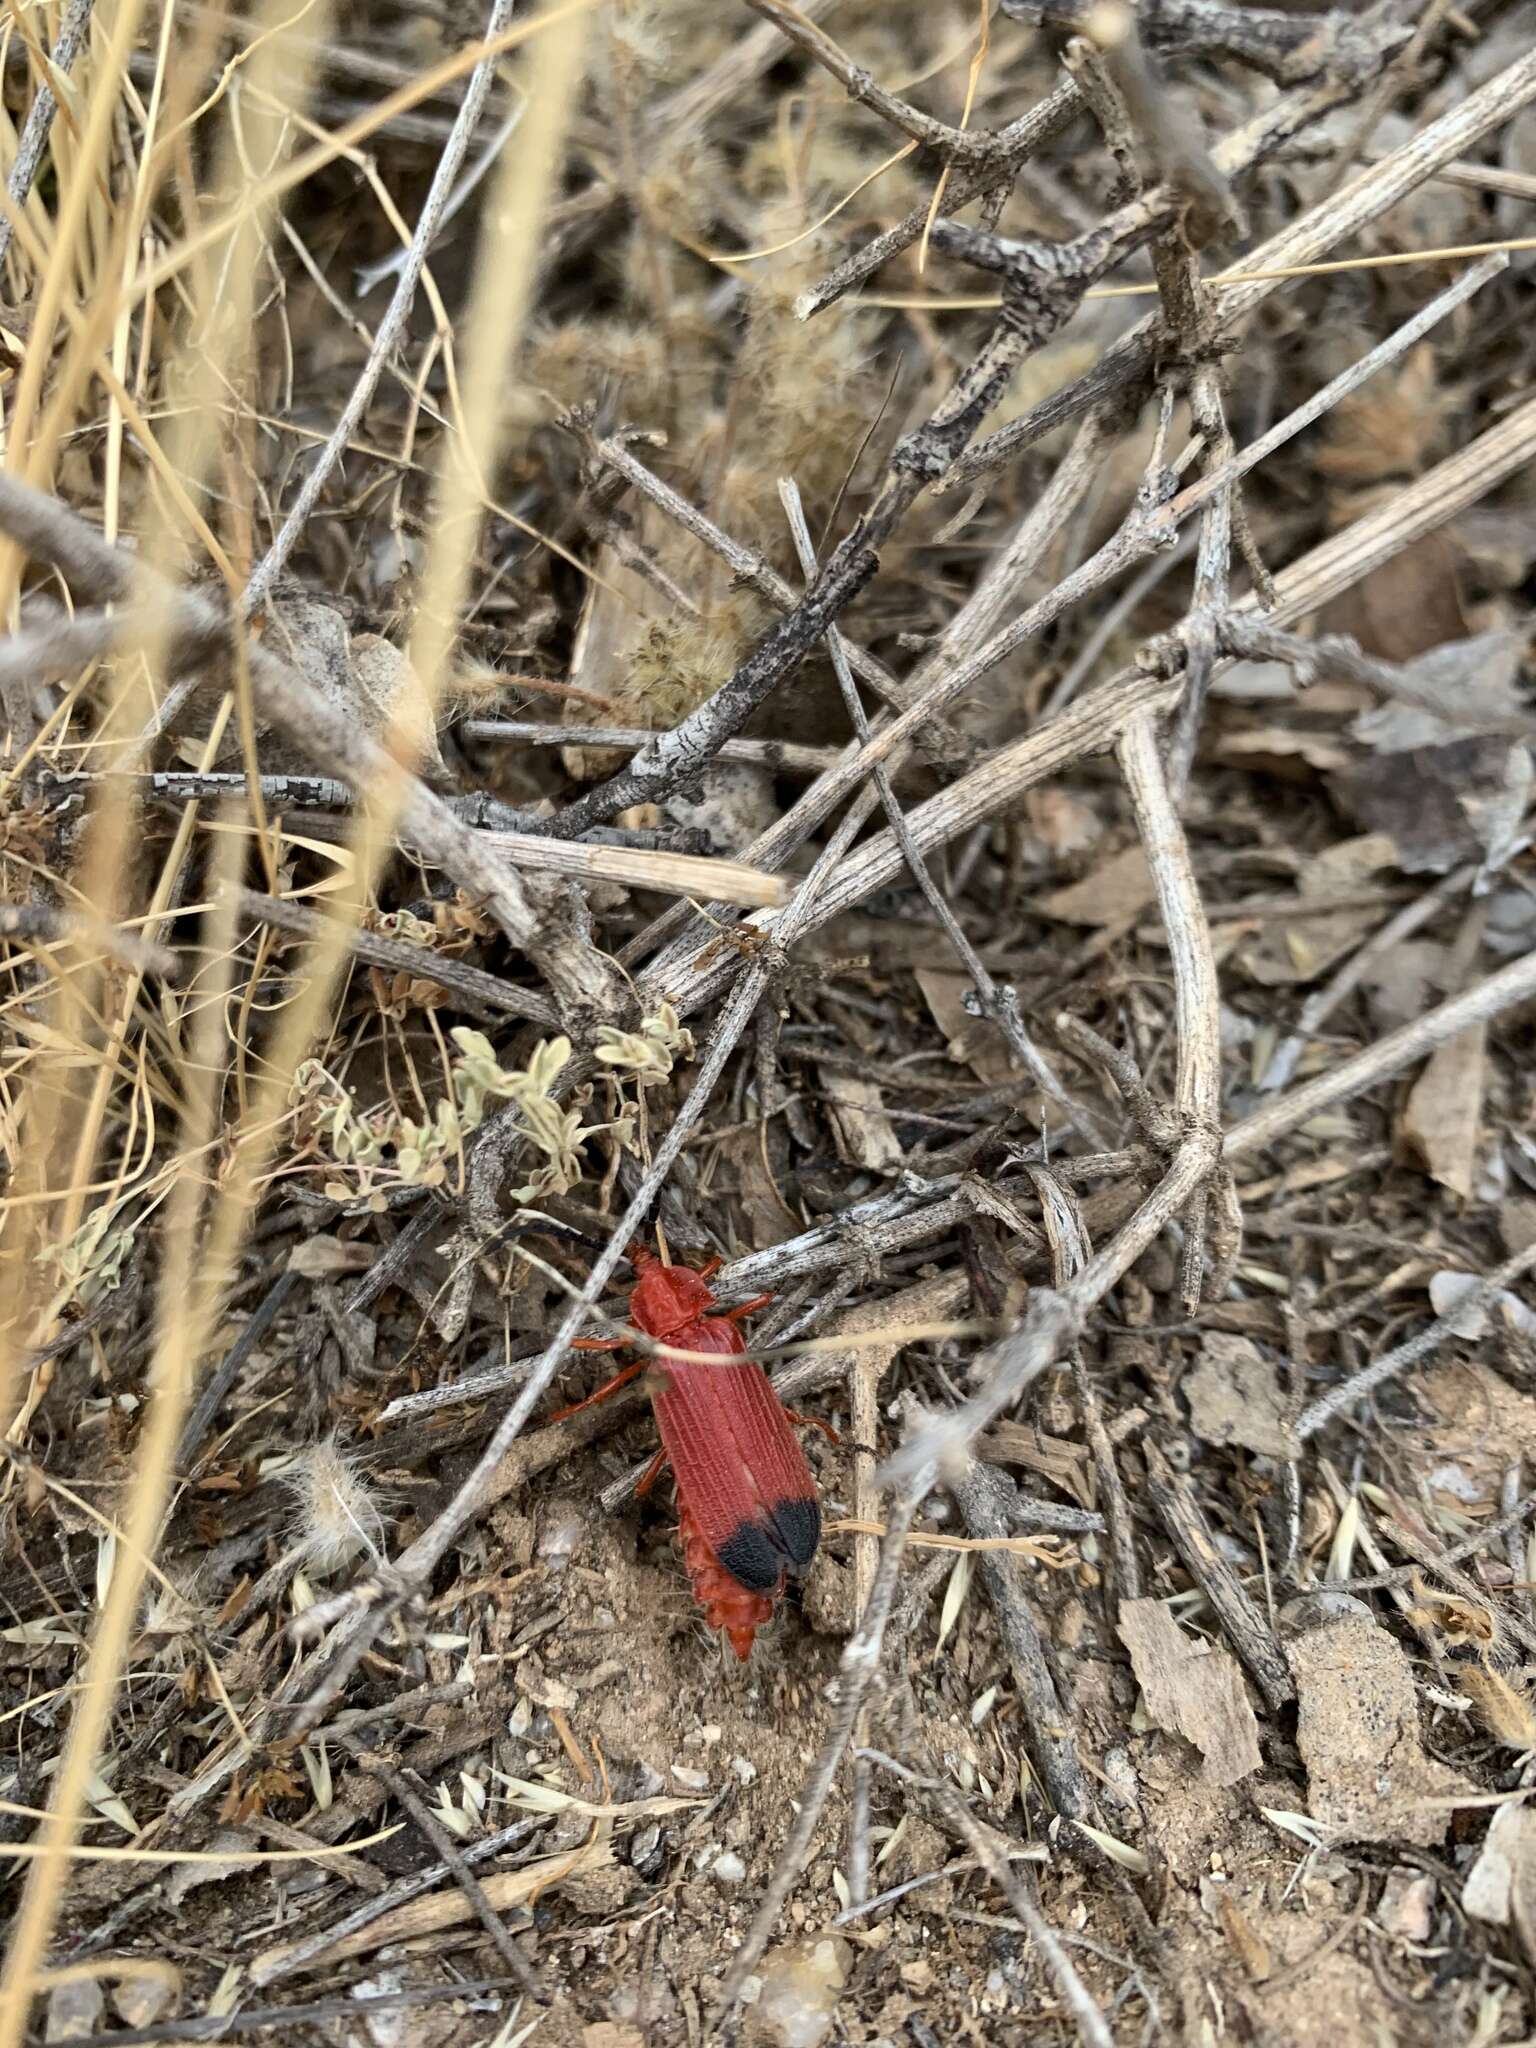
[1,2,1536,2045]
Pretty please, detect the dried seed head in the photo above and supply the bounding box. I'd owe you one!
[616,612,748,727]
[285,1438,384,1574]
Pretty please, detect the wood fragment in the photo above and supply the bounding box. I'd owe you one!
[1119,1597,1263,1787]
[1142,1440,1294,1715]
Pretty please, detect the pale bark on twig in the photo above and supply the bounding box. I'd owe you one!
[0,473,621,1026]
[244,0,519,611]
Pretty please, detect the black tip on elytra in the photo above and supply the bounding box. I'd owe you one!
[715,1522,785,1594]
[716,1498,822,1593]
[770,1495,821,1573]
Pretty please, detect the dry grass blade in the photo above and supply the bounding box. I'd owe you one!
[4,0,1536,2038]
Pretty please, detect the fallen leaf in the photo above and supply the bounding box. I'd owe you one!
[1241,834,1398,989]
[1184,1332,1293,1458]
[1119,1598,1262,1788]
[1034,844,1154,928]
[1336,735,1528,876]
[1319,528,1467,663]
[1316,346,1456,487]
[913,968,1015,1085]
[1397,1024,1487,1200]
[818,1068,903,1172]
[1351,630,1525,753]
[1463,741,1532,887]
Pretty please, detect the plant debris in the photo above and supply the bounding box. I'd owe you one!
[2,0,1536,2042]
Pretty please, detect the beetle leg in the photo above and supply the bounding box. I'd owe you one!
[696,1254,723,1282]
[721,1292,774,1323]
[546,1359,646,1422]
[635,1447,668,1498]
[787,1410,841,1447]
[569,1335,627,1353]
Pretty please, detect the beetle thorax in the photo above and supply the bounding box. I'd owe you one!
[630,1262,716,1339]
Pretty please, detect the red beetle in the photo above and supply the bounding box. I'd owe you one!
[551,1242,822,1659]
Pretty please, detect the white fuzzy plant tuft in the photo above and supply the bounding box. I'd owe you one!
[283,1438,386,1575]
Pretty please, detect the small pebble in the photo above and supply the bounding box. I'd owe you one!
[44,1980,102,2043]
[112,1976,175,2030]
[713,1850,747,1885]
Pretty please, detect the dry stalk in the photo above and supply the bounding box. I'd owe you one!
[243,0,518,613]
[1227,950,1536,1166]
[0,475,615,1020]
[0,0,96,278]
[948,43,1536,489]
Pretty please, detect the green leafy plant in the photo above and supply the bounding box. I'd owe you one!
[42,1203,136,1306]
[293,1030,633,1204]
[592,1000,695,1085]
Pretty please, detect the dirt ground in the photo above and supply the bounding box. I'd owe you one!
[3,0,1536,2042]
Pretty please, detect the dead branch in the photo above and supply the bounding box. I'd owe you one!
[243,0,517,613]
[948,46,1536,491]
[948,1456,1096,1822]
[0,474,622,1027]
[1142,1440,1293,1715]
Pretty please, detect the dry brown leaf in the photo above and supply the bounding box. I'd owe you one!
[1317,346,1456,485]
[1034,844,1154,928]
[1397,1023,1487,1200]
[913,968,1016,1085]
[1339,734,1530,877]
[1351,630,1525,752]
[818,1068,903,1172]
[1241,834,1399,989]
[1119,1598,1263,1788]
[1318,528,1467,663]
